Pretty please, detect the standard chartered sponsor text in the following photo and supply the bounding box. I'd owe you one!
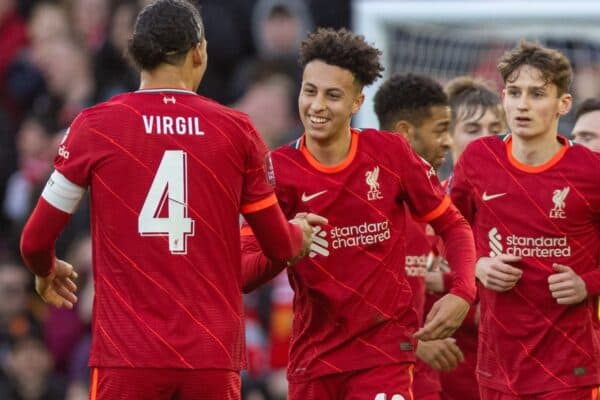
[330,221,391,249]
[506,234,571,257]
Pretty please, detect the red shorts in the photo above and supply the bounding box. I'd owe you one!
[89,367,241,400]
[480,386,599,400]
[288,363,415,400]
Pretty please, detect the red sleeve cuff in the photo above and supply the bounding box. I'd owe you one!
[20,197,70,277]
[449,286,476,305]
[443,271,454,293]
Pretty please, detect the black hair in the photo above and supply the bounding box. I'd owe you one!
[374,73,447,131]
[299,27,383,88]
[128,0,204,70]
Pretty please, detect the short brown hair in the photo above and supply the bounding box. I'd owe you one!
[445,76,504,131]
[299,28,383,88]
[497,40,572,95]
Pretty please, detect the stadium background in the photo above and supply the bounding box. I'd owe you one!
[0,0,598,399]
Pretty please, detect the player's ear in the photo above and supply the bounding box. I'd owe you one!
[392,120,415,142]
[192,39,207,67]
[351,92,365,115]
[557,93,572,116]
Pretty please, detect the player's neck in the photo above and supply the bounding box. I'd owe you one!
[305,129,352,166]
[510,130,562,166]
[139,67,196,92]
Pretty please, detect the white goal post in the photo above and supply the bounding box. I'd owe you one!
[352,0,600,129]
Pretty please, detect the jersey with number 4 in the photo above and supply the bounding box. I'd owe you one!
[54,89,275,370]
[451,134,600,394]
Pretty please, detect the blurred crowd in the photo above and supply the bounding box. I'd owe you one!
[3,1,600,400]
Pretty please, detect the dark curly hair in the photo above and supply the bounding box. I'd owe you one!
[497,40,572,96]
[445,76,504,131]
[127,0,204,70]
[299,28,383,87]
[374,73,447,131]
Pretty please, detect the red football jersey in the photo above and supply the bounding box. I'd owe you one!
[54,89,276,370]
[404,208,442,397]
[451,134,600,394]
[270,129,452,382]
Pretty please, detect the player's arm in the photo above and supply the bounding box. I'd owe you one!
[20,171,82,309]
[413,204,476,340]
[240,225,275,294]
[450,153,523,292]
[241,211,327,293]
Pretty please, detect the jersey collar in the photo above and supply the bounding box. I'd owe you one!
[505,134,571,173]
[300,129,359,173]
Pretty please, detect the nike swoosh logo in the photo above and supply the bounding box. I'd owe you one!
[482,192,506,201]
[301,190,327,202]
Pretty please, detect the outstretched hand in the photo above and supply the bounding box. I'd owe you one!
[414,293,470,341]
[289,213,328,263]
[35,259,78,309]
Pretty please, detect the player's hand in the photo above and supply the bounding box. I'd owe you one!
[414,293,469,341]
[289,213,328,263]
[416,338,464,371]
[476,255,522,292]
[35,259,78,309]
[548,263,587,305]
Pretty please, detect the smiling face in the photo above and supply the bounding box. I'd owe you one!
[298,60,364,146]
[502,65,571,141]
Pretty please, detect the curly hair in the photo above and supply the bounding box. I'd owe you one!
[445,76,504,130]
[128,0,204,70]
[497,40,572,95]
[299,28,383,87]
[373,73,447,131]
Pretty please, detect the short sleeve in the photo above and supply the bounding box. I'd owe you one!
[54,112,94,188]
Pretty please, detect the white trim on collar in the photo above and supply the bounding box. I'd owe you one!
[135,89,197,95]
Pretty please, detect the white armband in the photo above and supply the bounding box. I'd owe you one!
[41,171,86,214]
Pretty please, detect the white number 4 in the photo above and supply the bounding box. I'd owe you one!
[138,150,194,254]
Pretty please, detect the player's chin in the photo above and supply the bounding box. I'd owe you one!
[305,128,331,142]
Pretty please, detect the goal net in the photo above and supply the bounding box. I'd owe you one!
[352,0,600,130]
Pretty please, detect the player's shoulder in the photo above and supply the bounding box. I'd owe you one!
[270,137,303,163]
[75,92,134,121]
[358,127,410,147]
[65,96,120,131]
[461,134,506,160]
[195,94,254,124]
[565,137,600,167]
